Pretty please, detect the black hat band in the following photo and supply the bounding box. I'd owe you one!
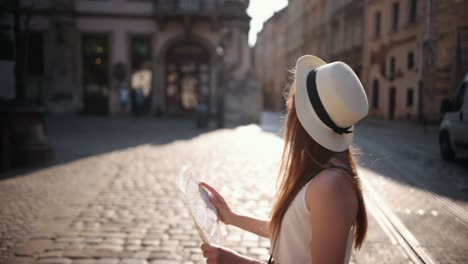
[306,70,353,135]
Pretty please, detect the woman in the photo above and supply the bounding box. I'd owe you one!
[200,55,369,264]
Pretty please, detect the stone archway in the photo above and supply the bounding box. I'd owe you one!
[154,35,217,115]
[164,41,211,115]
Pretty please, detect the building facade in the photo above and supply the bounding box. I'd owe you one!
[302,0,331,61]
[363,0,468,121]
[363,0,424,120]
[8,0,260,123]
[420,0,468,121]
[254,7,287,111]
[329,0,364,77]
[285,0,305,68]
[252,0,468,120]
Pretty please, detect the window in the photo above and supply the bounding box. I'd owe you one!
[81,34,110,114]
[0,29,14,60]
[27,32,44,75]
[82,34,109,93]
[406,88,414,107]
[407,51,414,70]
[389,56,396,76]
[374,11,381,37]
[392,2,400,32]
[130,36,151,71]
[409,0,417,23]
[178,0,200,12]
[372,79,380,109]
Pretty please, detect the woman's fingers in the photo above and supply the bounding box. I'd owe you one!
[199,182,233,225]
[201,244,246,264]
[199,182,225,203]
[203,250,216,259]
[201,243,219,262]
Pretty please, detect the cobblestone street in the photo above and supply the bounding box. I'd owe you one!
[1,113,467,263]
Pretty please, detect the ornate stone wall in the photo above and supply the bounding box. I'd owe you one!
[13,0,260,124]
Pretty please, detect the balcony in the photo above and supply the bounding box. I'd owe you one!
[154,0,218,16]
[154,0,250,31]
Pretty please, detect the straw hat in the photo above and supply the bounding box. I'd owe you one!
[294,55,369,152]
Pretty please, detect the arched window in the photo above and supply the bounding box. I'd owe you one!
[372,79,379,109]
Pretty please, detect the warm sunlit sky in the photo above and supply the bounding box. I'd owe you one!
[247,0,288,46]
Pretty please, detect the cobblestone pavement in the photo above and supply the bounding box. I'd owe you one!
[3,113,460,263]
[0,116,211,264]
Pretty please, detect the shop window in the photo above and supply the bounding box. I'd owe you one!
[81,33,110,115]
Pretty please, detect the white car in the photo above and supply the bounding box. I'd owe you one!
[439,73,468,160]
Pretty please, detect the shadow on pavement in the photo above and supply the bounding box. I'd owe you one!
[354,119,468,203]
[0,114,216,181]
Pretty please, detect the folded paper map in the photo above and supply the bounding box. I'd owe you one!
[179,166,221,244]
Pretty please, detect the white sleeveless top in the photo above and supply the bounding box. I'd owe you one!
[271,180,354,264]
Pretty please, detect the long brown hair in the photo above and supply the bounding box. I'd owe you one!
[269,79,367,250]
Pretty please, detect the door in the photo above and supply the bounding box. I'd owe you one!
[82,34,110,115]
[165,42,210,116]
[389,87,396,120]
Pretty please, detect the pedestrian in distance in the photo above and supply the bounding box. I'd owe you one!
[200,55,369,264]
[119,81,130,114]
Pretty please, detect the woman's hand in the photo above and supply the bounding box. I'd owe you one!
[200,182,237,225]
[200,182,270,238]
[201,243,257,264]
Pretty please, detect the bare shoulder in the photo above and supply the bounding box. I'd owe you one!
[308,169,356,196]
[305,169,358,223]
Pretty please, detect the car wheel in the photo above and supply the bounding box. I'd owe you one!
[440,132,456,160]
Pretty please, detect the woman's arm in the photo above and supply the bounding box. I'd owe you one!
[230,214,270,238]
[306,170,358,264]
[200,182,271,238]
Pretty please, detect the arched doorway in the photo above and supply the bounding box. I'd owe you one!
[165,42,211,116]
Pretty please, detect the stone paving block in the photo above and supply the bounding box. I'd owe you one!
[149,261,179,264]
[94,259,119,264]
[71,259,96,264]
[14,238,54,258]
[188,253,204,262]
[93,244,124,252]
[141,239,159,247]
[39,250,63,258]
[83,238,103,245]
[8,256,35,264]
[91,249,133,259]
[147,251,172,261]
[37,257,72,264]
[120,259,148,264]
